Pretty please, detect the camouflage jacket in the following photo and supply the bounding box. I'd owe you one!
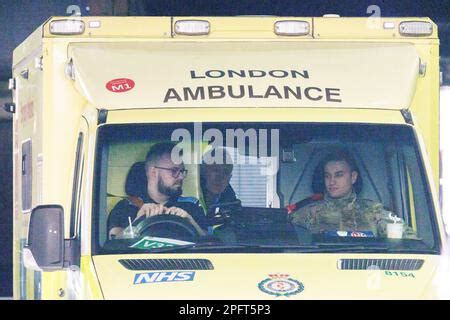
[290,191,416,238]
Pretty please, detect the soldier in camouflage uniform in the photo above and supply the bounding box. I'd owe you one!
[290,149,416,238]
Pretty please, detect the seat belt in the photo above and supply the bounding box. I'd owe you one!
[286,193,323,214]
[128,195,144,209]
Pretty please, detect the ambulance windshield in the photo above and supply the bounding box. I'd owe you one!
[93,123,439,255]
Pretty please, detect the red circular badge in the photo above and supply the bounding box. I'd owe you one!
[106,78,135,93]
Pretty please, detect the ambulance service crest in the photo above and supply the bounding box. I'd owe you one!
[258,274,304,297]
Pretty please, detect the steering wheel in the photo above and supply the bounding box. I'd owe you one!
[133,214,200,242]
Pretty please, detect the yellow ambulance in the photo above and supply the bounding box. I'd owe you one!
[10,16,449,299]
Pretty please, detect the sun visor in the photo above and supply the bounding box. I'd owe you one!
[68,41,419,110]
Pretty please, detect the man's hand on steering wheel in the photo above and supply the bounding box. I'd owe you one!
[135,204,192,220]
[135,203,165,220]
[135,203,206,236]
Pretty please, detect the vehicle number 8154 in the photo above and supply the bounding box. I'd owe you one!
[384,271,415,278]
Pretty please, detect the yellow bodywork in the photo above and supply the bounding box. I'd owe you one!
[11,16,445,300]
[92,253,444,300]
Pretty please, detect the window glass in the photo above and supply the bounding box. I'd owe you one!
[21,140,32,211]
[93,123,439,255]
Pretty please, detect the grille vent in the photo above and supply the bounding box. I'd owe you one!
[119,258,214,271]
[338,259,424,270]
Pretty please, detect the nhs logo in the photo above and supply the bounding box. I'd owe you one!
[133,271,195,285]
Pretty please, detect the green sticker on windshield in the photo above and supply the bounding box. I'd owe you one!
[130,236,194,250]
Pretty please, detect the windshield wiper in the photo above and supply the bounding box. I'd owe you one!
[155,244,409,253]
[311,245,389,253]
[119,240,439,254]
[130,243,255,253]
[308,243,439,254]
[131,243,320,253]
[379,247,440,254]
[133,243,388,253]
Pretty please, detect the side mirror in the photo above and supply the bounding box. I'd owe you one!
[24,205,72,271]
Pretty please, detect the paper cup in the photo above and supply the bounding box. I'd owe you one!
[387,223,403,239]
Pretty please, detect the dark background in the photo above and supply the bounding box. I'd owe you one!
[0,0,449,298]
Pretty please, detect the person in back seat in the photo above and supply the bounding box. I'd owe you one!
[200,147,238,212]
[290,148,415,238]
[108,142,207,239]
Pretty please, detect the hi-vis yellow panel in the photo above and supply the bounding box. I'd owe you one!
[313,17,437,39]
[68,41,418,109]
[43,17,172,38]
[92,253,442,299]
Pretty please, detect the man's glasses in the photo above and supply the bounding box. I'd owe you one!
[154,166,188,178]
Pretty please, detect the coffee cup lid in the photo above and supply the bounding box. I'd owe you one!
[388,212,402,224]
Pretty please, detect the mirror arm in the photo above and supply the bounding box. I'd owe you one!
[63,239,80,268]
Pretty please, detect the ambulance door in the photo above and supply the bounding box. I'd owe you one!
[37,118,88,300]
[64,117,89,299]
